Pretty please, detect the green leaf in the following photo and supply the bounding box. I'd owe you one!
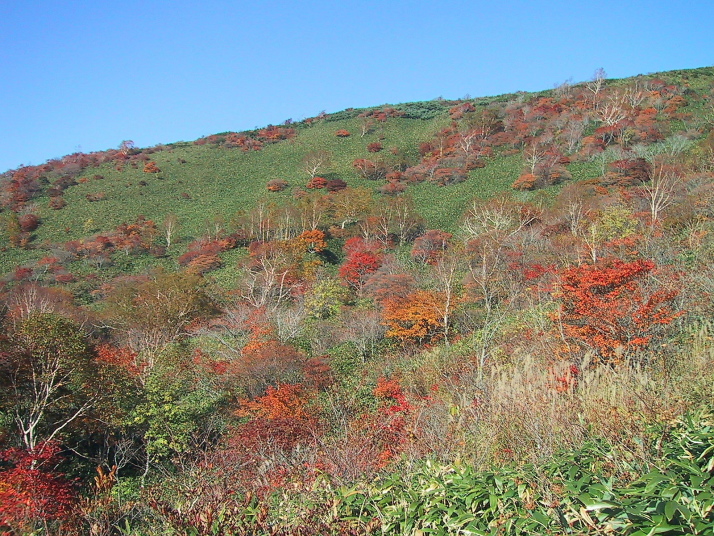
[664,501,678,522]
[531,510,550,527]
[642,472,672,493]
[579,494,618,510]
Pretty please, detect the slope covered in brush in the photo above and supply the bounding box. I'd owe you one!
[2,66,714,535]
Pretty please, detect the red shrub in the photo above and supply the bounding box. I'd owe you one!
[380,181,407,196]
[306,176,328,189]
[326,178,347,192]
[339,251,382,290]
[14,266,33,281]
[431,167,467,186]
[512,173,540,191]
[257,126,296,141]
[177,238,237,271]
[0,442,77,534]
[554,258,682,363]
[339,238,382,290]
[364,272,415,304]
[85,192,106,202]
[54,273,76,284]
[18,214,39,232]
[187,254,223,273]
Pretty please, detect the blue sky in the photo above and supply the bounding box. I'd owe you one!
[1,0,712,172]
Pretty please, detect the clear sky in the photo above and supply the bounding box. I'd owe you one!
[1,0,712,172]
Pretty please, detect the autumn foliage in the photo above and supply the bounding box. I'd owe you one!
[411,229,452,264]
[143,161,160,173]
[382,290,445,345]
[352,158,388,181]
[339,237,382,290]
[306,176,329,189]
[0,441,76,534]
[0,67,713,535]
[266,179,289,192]
[554,258,681,363]
[236,383,311,421]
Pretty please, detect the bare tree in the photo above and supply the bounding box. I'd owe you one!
[269,301,307,342]
[560,118,587,154]
[586,68,607,101]
[297,191,330,231]
[640,163,681,228]
[359,117,375,138]
[5,314,98,453]
[554,77,574,99]
[457,129,479,156]
[162,213,180,250]
[338,308,385,362]
[565,199,586,236]
[241,260,291,311]
[461,197,538,240]
[389,195,424,244]
[595,91,629,126]
[118,140,135,155]
[623,80,647,107]
[432,250,462,345]
[302,150,332,179]
[524,144,547,174]
[331,187,373,229]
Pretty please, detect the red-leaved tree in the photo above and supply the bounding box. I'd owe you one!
[338,238,382,291]
[554,258,682,364]
[0,441,77,535]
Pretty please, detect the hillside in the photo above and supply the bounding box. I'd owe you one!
[2,68,712,278]
[1,66,714,534]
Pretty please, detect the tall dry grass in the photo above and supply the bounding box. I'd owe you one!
[408,319,714,472]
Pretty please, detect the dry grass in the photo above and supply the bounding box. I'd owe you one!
[412,320,714,471]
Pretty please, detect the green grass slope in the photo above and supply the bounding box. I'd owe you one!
[2,65,713,277]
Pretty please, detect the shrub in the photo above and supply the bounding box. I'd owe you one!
[380,181,407,196]
[431,167,467,186]
[326,178,347,192]
[49,197,67,210]
[554,257,682,364]
[54,272,76,284]
[353,159,389,180]
[85,192,106,202]
[306,176,328,189]
[267,179,289,192]
[187,254,223,274]
[411,229,452,264]
[512,173,540,190]
[143,161,161,173]
[18,214,39,232]
[257,126,296,141]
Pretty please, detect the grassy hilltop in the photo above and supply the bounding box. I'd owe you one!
[2,66,713,279]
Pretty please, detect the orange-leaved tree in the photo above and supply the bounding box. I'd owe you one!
[235,383,311,421]
[553,257,681,364]
[228,383,320,493]
[382,290,445,346]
